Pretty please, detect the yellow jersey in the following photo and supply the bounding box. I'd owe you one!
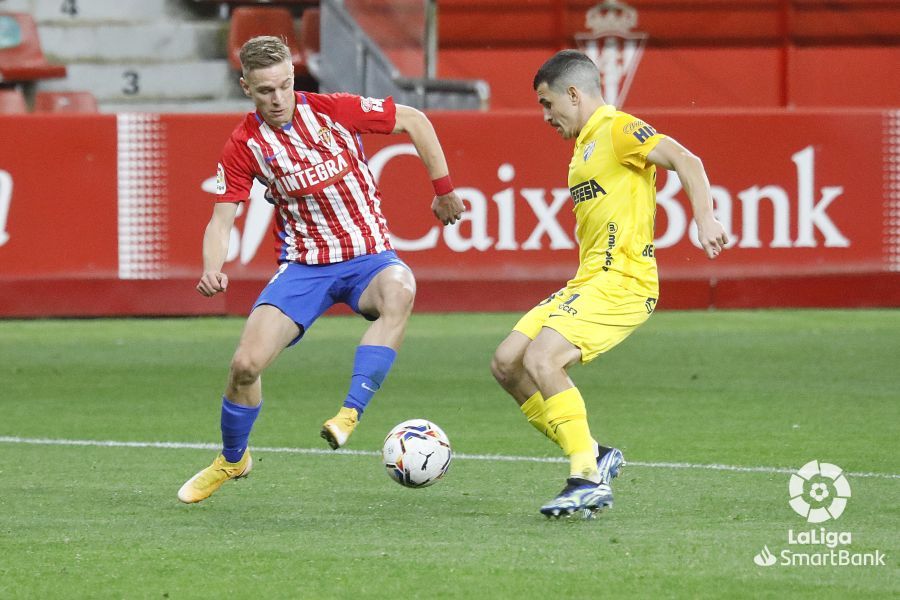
[567,105,665,297]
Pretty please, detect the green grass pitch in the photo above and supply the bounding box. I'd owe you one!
[1,310,897,598]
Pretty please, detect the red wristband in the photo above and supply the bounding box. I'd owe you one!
[432,175,454,196]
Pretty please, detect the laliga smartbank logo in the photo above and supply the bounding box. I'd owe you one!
[789,460,851,523]
[752,460,886,568]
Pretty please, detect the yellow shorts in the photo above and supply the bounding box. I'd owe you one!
[513,283,657,363]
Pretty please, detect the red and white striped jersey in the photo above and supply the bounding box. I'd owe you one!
[215,92,397,264]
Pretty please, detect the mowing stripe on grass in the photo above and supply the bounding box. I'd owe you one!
[2,435,898,480]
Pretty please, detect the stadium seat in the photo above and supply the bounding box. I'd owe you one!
[194,0,320,23]
[0,87,27,113]
[299,8,320,77]
[33,91,99,113]
[227,6,307,77]
[0,13,67,83]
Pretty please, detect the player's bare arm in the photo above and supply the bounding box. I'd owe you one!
[647,137,728,259]
[392,104,465,226]
[197,201,239,297]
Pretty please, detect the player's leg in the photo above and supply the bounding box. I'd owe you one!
[491,331,538,404]
[178,305,301,503]
[356,263,415,348]
[526,327,613,517]
[524,327,598,479]
[504,327,619,481]
[534,286,654,515]
[220,303,301,451]
[491,331,559,446]
[321,260,415,449]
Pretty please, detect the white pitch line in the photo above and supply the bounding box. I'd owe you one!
[1,436,898,480]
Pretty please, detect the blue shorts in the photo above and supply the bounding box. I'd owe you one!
[253,250,410,345]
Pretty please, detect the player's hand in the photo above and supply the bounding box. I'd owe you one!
[197,270,229,297]
[432,191,465,225]
[697,217,729,259]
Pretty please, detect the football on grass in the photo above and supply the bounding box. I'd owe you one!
[381,419,452,488]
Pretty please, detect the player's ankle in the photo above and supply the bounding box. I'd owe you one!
[571,469,602,484]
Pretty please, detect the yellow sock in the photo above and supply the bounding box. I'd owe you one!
[544,387,598,481]
[519,392,560,447]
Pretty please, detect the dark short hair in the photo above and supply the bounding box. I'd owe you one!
[533,49,601,94]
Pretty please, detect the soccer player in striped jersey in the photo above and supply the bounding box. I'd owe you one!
[178,36,464,503]
[490,50,728,517]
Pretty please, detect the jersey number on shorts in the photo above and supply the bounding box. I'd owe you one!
[557,293,580,316]
[538,290,564,307]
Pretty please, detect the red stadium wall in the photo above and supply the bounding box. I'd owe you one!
[0,109,898,317]
[437,1,900,110]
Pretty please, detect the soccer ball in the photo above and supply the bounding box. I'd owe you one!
[381,419,452,488]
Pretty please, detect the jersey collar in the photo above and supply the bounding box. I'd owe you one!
[576,104,616,145]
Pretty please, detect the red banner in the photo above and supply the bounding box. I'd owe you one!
[151,110,897,278]
[0,115,118,278]
[0,108,897,316]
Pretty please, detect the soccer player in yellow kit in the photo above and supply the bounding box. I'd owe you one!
[491,50,728,517]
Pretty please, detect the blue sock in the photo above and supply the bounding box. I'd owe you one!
[343,345,397,418]
[220,396,261,463]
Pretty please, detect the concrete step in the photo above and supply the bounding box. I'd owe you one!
[40,21,226,62]
[36,60,238,102]
[1,0,191,23]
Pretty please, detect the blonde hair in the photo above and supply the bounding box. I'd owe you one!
[239,36,292,76]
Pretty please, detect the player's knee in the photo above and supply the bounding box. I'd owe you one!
[490,351,517,386]
[230,351,262,386]
[522,347,553,382]
[380,281,415,319]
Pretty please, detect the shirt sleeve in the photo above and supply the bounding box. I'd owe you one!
[610,113,667,170]
[215,135,255,204]
[307,92,397,134]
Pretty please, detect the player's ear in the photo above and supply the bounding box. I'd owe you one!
[567,85,579,105]
[239,77,251,97]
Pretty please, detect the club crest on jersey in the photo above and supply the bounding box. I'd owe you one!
[360,97,385,113]
[317,126,334,148]
[569,178,607,204]
[583,141,596,162]
[215,162,226,194]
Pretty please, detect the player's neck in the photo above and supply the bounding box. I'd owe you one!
[575,99,606,136]
[264,104,297,129]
